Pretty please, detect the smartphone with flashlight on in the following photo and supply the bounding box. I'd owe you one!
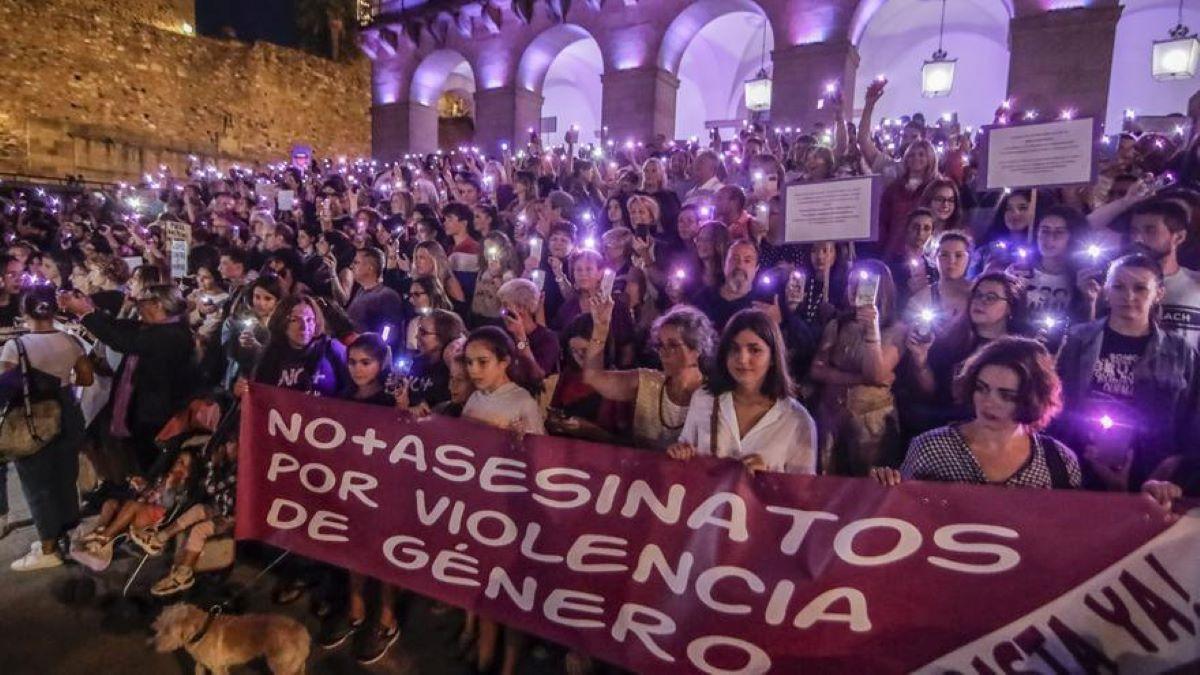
[387,354,414,395]
[600,268,616,301]
[913,308,936,341]
[1084,399,1136,469]
[853,271,880,307]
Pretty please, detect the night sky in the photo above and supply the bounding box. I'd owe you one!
[196,0,298,46]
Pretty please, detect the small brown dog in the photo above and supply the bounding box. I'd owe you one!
[150,602,310,674]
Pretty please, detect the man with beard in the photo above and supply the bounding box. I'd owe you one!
[1128,200,1200,351]
[691,239,772,330]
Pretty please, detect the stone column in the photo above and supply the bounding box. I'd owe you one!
[769,41,860,133]
[601,67,680,143]
[1007,6,1122,126]
[372,101,437,158]
[473,87,544,156]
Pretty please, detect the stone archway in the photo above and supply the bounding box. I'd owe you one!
[408,49,477,152]
[852,0,1012,129]
[516,24,604,146]
[658,0,775,140]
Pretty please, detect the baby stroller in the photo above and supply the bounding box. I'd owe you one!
[59,393,240,626]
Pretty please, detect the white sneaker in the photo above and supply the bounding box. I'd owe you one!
[11,542,64,571]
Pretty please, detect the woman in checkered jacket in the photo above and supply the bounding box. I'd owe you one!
[871,336,1082,489]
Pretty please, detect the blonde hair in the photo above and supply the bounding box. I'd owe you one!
[903,139,941,185]
[414,240,453,286]
[626,194,661,227]
[639,158,667,192]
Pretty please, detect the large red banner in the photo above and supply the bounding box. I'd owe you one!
[236,385,1200,673]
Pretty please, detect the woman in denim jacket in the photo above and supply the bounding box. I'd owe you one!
[1053,253,1200,492]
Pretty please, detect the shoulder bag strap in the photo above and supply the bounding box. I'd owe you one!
[709,393,720,455]
[1037,433,1070,489]
[13,338,43,442]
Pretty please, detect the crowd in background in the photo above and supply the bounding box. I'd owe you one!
[0,78,1198,671]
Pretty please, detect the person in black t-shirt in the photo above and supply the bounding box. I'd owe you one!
[690,239,772,330]
[1054,253,1200,493]
[403,308,465,409]
[322,333,409,663]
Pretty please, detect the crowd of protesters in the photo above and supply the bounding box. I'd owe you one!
[0,77,1197,670]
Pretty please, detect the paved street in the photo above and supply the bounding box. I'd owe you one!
[0,480,566,675]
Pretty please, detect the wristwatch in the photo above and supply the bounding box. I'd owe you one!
[516,339,529,351]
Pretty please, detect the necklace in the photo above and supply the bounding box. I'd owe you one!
[658,376,686,431]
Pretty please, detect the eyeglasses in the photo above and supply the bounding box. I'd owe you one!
[931,197,957,205]
[651,340,689,353]
[971,291,1008,305]
[408,291,427,299]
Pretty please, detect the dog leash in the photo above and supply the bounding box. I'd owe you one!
[188,604,222,645]
[189,548,291,645]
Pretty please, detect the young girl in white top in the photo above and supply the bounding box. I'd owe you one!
[461,326,545,435]
[668,308,816,474]
[458,325,544,674]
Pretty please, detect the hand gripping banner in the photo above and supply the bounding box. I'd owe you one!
[236,385,1200,673]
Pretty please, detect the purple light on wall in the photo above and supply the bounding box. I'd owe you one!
[1044,0,1090,9]
[476,49,513,90]
[658,0,768,73]
[374,76,401,105]
[410,49,474,106]
[518,24,597,91]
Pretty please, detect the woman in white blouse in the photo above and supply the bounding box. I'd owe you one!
[668,308,816,474]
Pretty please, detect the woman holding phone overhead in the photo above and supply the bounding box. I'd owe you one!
[810,259,904,476]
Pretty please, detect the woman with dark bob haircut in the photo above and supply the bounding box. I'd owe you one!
[873,336,1081,489]
[667,308,816,474]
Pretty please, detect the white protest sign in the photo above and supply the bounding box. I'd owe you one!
[982,118,1095,190]
[783,175,878,244]
[163,222,191,280]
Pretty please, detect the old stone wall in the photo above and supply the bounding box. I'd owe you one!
[0,0,370,183]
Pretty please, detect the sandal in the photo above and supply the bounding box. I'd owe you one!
[150,565,194,597]
[128,526,164,557]
[71,534,115,572]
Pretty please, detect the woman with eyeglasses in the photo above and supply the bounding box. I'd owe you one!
[402,275,452,350]
[901,272,1028,436]
[583,300,714,450]
[399,308,466,411]
[918,178,963,232]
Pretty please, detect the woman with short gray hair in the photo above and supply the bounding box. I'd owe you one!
[583,299,715,450]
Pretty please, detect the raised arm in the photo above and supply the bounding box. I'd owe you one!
[856,80,887,170]
[580,294,640,401]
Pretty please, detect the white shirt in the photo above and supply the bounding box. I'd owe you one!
[678,389,816,474]
[0,332,85,386]
[1162,267,1200,352]
[683,176,725,206]
[463,382,546,435]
